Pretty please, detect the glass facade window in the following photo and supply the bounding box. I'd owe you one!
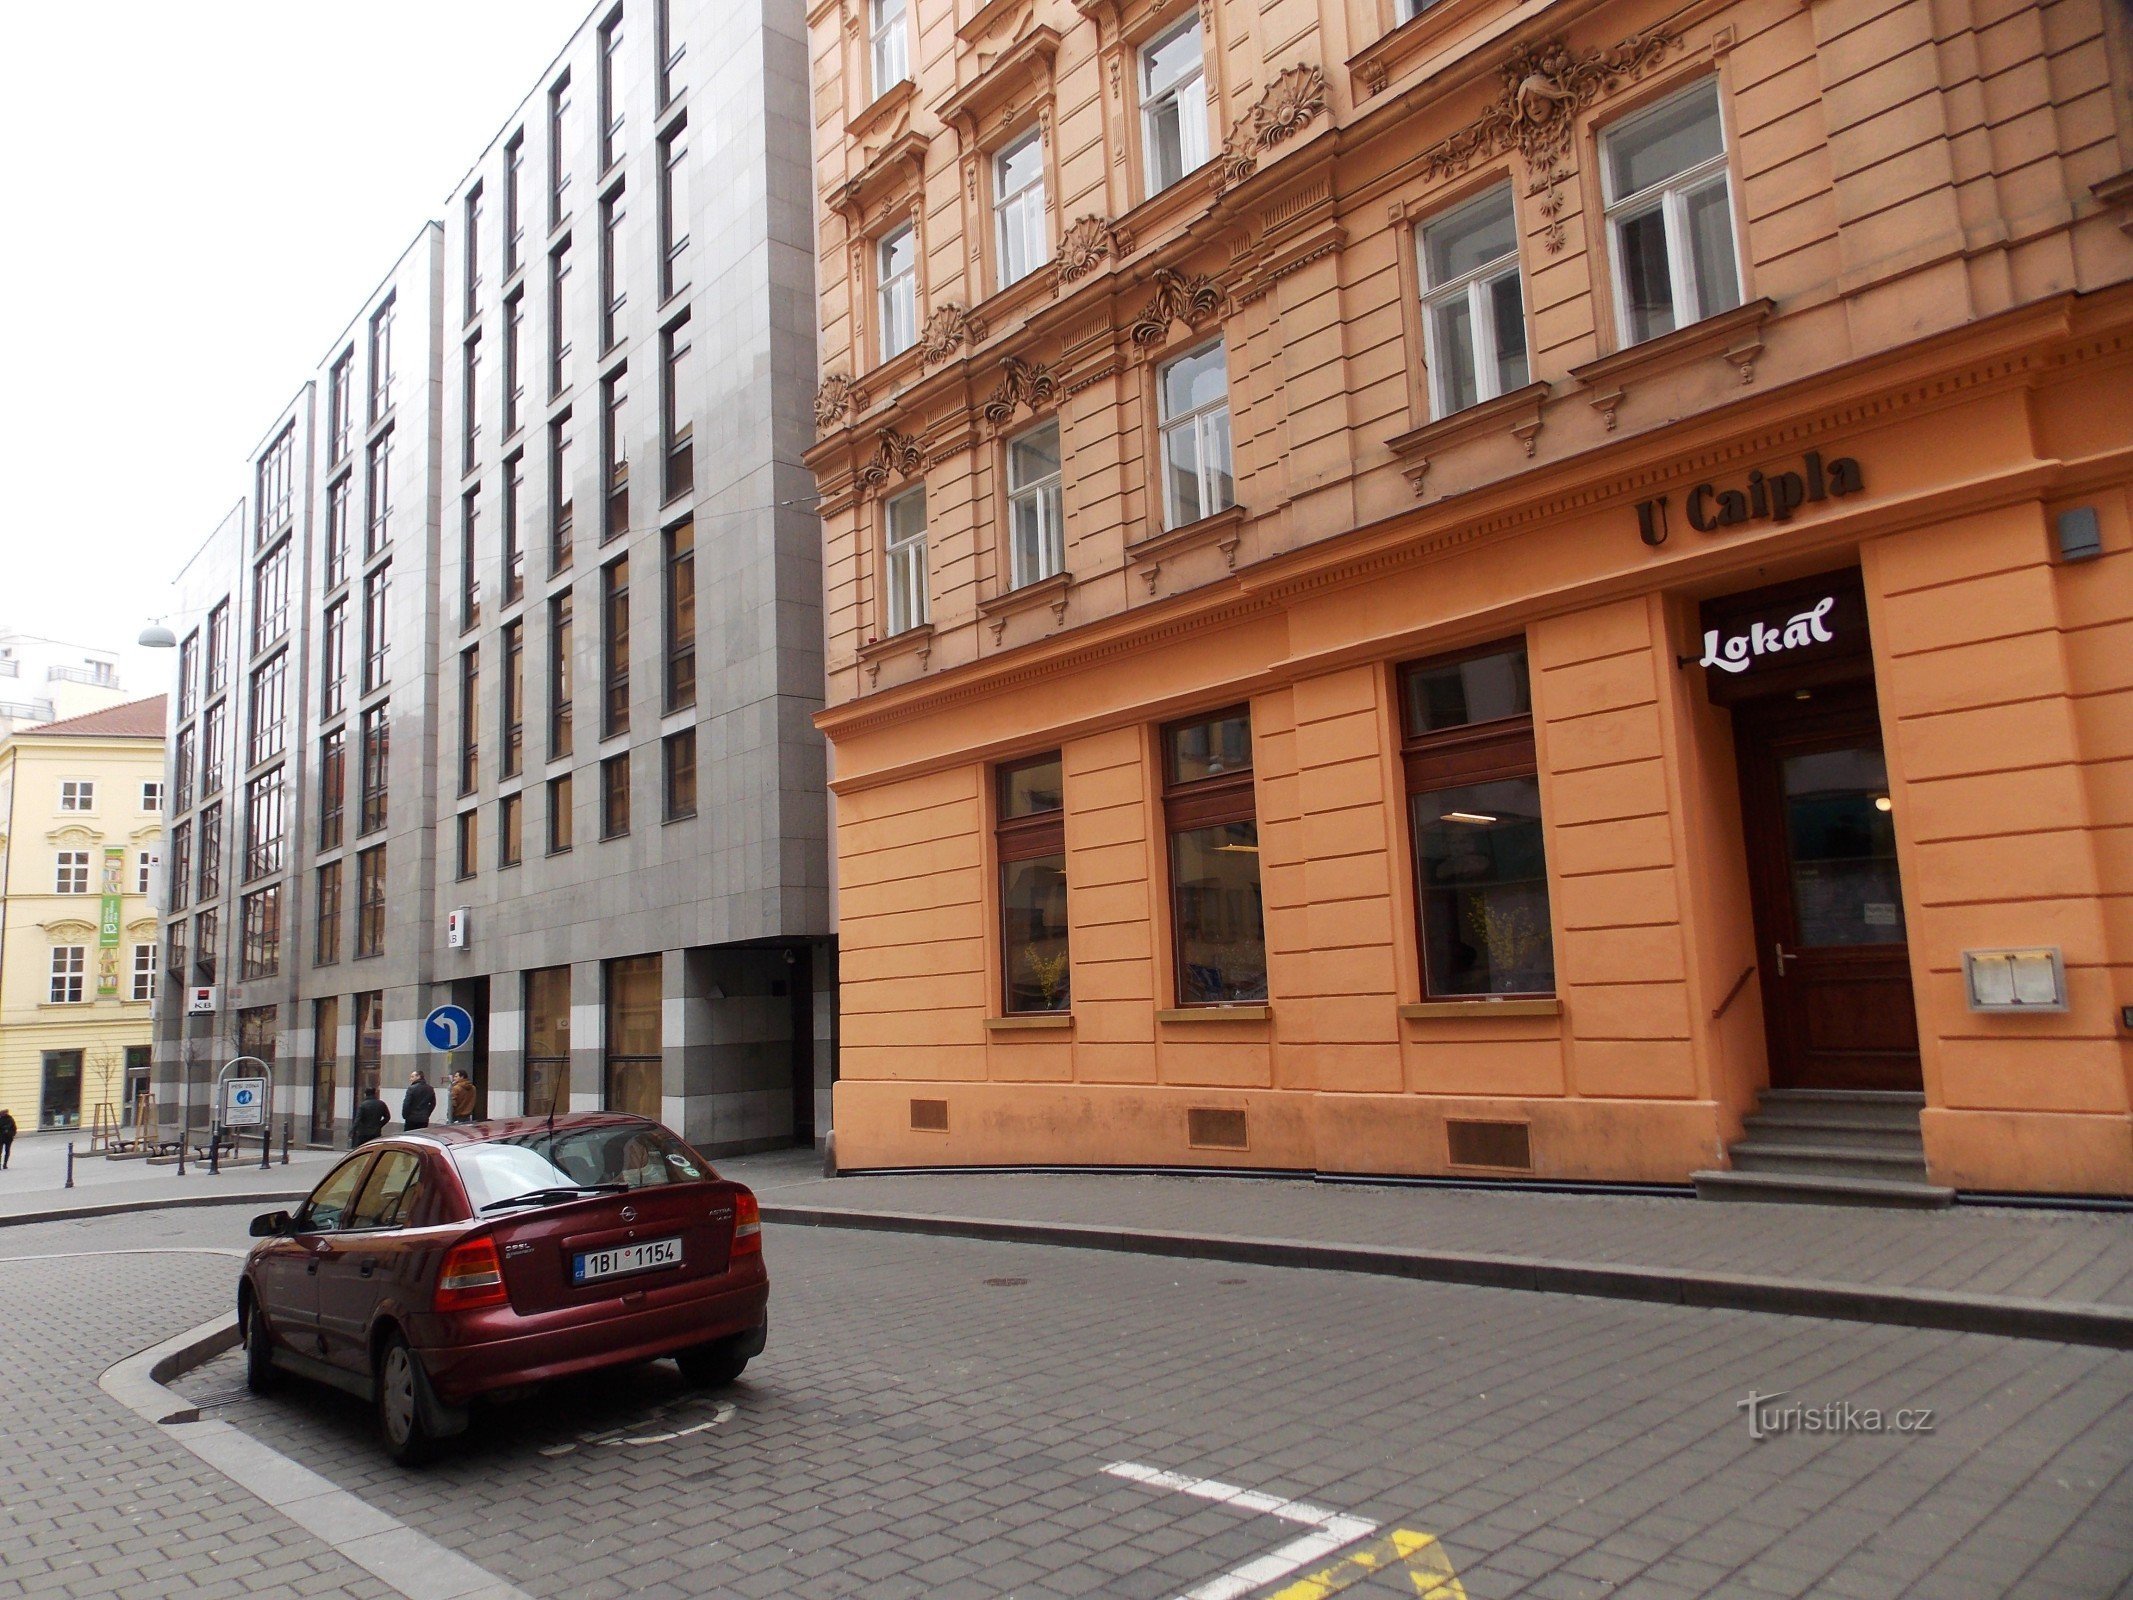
[365,430,395,556]
[505,290,526,435]
[459,646,480,794]
[657,0,683,106]
[663,728,697,820]
[1158,341,1233,529]
[550,591,575,757]
[1419,185,1528,417]
[504,453,526,602]
[877,225,917,360]
[662,317,692,501]
[243,767,285,880]
[457,808,479,879]
[206,601,230,697]
[599,5,625,169]
[505,131,526,275]
[362,563,391,692]
[1163,707,1263,1005]
[601,185,628,349]
[197,804,223,902]
[240,884,282,980]
[463,330,484,471]
[369,297,395,419]
[998,753,1068,1013]
[253,538,290,650]
[355,990,383,1095]
[312,996,340,1142]
[1141,20,1207,195]
[461,493,482,630]
[175,725,197,812]
[603,555,631,736]
[319,727,346,850]
[195,907,219,984]
[1006,422,1063,589]
[202,705,226,796]
[603,366,630,540]
[464,180,484,321]
[994,129,1048,288]
[548,773,574,853]
[359,704,390,835]
[1603,79,1741,347]
[660,120,691,299]
[315,861,342,966]
[664,521,695,711]
[550,70,575,225]
[329,352,354,464]
[525,966,572,1115]
[1399,642,1554,997]
[178,631,200,720]
[248,652,287,767]
[500,791,524,866]
[550,240,574,395]
[258,427,295,542]
[355,847,387,958]
[883,486,928,635]
[502,619,525,779]
[326,475,352,589]
[168,822,193,912]
[605,955,662,1119]
[602,752,631,837]
[551,408,576,570]
[321,598,348,717]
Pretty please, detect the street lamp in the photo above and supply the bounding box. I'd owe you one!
[137,619,177,649]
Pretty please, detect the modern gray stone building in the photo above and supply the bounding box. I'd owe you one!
[151,0,831,1156]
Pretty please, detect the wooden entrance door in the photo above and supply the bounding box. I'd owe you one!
[1736,684,1922,1092]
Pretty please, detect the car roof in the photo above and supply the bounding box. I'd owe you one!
[391,1111,666,1149]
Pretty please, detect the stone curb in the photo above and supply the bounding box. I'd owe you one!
[759,1203,2133,1350]
[0,1188,312,1229]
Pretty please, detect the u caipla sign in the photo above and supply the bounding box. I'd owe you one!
[423,1004,476,1053]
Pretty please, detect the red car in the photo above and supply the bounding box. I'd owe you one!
[241,1113,767,1464]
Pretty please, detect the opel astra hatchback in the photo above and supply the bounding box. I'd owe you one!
[240,1113,767,1464]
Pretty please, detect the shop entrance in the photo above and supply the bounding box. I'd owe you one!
[1705,571,1921,1094]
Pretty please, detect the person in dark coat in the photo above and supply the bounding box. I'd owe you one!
[0,1108,16,1169]
[350,1086,390,1148]
[401,1069,437,1131]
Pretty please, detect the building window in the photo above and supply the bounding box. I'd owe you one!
[463,330,484,471]
[994,129,1048,288]
[369,296,396,420]
[550,238,574,395]
[197,804,223,902]
[1163,707,1264,1005]
[178,631,200,721]
[136,850,154,895]
[526,967,572,1113]
[458,646,481,795]
[168,919,189,986]
[315,861,342,966]
[329,351,354,464]
[319,728,346,850]
[365,429,395,556]
[40,1049,83,1128]
[600,185,628,350]
[49,946,86,1004]
[603,555,631,736]
[550,70,575,225]
[359,704,390,835]
[1158,341,1233,529]
[664,521,695,711]
[362,563,391,692]
[355,990,383,1093]
[206,602,230,697]
[502,619,525,779]
[169,822,193,912]
[1603,79,1740,347]
[883,486,929,635]
[202,706,227,796]
[604,955,662,1118]
[662,317,692,501]
[603,366,629,540]
[500,791,524,867]
[504,290,527,435]
[505,131,526,275]
[326,476,352,589]
[58,779,94,812]
[601,752,631,837]
[142,780,164,813]
[259,428,296,541]
[877,225,917,361]
[551,407,577,570]
[355,847,386,958]
[457,808,479,878]
[998,753,1069,1013]
[663,728,697,820]
[240,885,282,980]
[548,774,574,853]
[870,0,908,94]
[1400,642,1554,997]
[550,591,575,757]
[460,493,482,631]
[55,851,89,894]
[464,181,484,321]
[1419,185,1528,417]
[599,6,626,171]
[1006,421,1063,589]
[503,455,526,603]
[195,907,220,983]
[1141,20,1208,195]
[659,119,690,299]
[656,0,683,106]
[248,652,287,767]
[321,598,348,718]
[311,996,340,1141]
[175,726,197,812]
[132,943,157,1003]
[243,767,285,881]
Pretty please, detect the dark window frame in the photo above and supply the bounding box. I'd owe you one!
[996,753,1068,1015]
[1161,706,1264,1008]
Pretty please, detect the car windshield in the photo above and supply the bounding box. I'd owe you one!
[450,1122,709,1211]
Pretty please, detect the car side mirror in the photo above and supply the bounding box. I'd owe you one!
[249,1210,292,1238]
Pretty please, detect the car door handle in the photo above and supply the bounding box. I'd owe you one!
[358,1260,378,1278]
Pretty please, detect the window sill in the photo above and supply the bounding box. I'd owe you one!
[1157,1004,1270,1023]
[1125,504,1247,574]
[1398,997,1559,1020]
[857,622,936,670]
[985,1012,1072,1031]
[1386,381,1551,497]
[1570,299,1776,431]
[977,570,1072,636]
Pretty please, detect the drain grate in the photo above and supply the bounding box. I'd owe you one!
[983,1277,1029,1287]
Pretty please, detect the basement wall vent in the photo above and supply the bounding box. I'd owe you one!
[909,1098,949,1132]
[1186,1107,1249,1151]
[1446,1118,1532,1171]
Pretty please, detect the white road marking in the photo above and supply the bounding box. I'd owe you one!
[1104,1461,1379,1600]
[540,1398,735,1455]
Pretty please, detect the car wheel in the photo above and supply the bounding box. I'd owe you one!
[243,1299,280,1395]
[675,1340,749,1388]
[376,1332,439,1466]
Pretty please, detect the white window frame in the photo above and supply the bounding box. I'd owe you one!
[877,224,918,361]
[1139,18,1208,196]
[132,944,157,1003]
[883,486,930,636]
[1417,184,1529,419]
[55,851,90,894]
[1601,79,1742,347]
[871,0,909,96]
[1006,421,1064,589]
[50,946,85,1004]
[137,851,156,895]
[142,780,164,812]
[993,129,1049,289]
[1157,339,1234,530]
[59,779,95,812]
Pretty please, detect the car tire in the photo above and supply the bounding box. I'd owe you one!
[243,1299,280,1396]
[376,1332,440,1467]
[675,1340,749,1388]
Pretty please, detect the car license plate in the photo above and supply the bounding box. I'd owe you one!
[572,1237,683,1285]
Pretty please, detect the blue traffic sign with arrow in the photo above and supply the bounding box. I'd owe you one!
[423,1004,476,1052]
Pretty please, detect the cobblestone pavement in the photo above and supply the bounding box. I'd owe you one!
[725,1151,2133,1308]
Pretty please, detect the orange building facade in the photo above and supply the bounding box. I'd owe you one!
[804,0,2133,1193]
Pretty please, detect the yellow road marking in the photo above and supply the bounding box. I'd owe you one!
[1267,1527,1468,1600]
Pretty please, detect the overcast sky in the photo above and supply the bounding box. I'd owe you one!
[0,0,597,702]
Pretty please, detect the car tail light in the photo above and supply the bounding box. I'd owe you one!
[731,1190,761,1256]
[435,1237,510,1312]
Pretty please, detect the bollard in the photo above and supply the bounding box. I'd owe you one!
[280,1123,290,1166]
[65,1142,75,1190]
[261,1124,272,1171]
[209,1131,220,1177]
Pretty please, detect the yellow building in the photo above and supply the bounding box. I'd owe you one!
[0,697,167,1133]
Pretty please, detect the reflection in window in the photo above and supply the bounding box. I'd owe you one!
[997,754,1068,1013]
[1782,746,1905,947]
[1163,709,1263,1005]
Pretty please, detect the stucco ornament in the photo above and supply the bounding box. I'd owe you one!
[1422,32,1677,251]
[1213,64,1330,194]
[855,428,926,492]
[982,356,1059,426]
[814,374,869,432]
[1128,267,1227,347]
[917,302,988,365]
[1055,215,1130,286]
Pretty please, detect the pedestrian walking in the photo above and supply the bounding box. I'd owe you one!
[350,1085,389,1147]
[0,1108,15,1169]
[401,1068,437,1131]
[448,1069,476,1124]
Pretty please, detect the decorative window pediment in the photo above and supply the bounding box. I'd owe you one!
[1127,266,1228,348]
[938,24,1061,142]
[40,918,97,941]
[45,824,99,849]
[828,126,930,221]
[1212,64,1330,196]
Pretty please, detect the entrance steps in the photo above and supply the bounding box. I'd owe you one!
[1694,1089,1953,1208]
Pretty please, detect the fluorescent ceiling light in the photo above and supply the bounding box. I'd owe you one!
[1440,811,1497,825]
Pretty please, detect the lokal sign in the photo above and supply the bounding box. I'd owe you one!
[1638,450,1864,546]
[1701,594,1836,675]
[1696,572,1872,707]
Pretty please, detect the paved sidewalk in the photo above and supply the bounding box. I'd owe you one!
[719,1150,2133,1313]
[0,1128,340,1223]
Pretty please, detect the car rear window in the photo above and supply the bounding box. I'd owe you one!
[450,1122,709,1211]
